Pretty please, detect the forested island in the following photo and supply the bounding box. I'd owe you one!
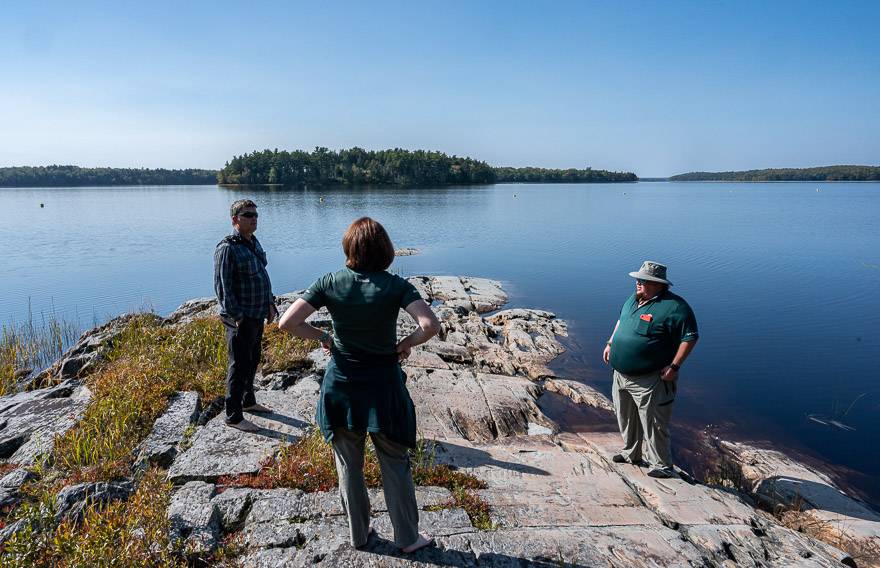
[669,165,880,182]
[217,148,637,186]
[0,166,218,187]
[218,147,496,186]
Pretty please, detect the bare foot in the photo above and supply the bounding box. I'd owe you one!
[402,534,434,554]
[225,418,259,432]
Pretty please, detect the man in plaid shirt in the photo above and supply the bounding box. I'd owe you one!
[214,199,278,432]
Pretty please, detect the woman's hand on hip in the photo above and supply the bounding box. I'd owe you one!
[397,338,412,361]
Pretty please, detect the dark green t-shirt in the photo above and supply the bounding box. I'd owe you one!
[303,268,423,448]
[609,290,698,375]
[301,268,423,355]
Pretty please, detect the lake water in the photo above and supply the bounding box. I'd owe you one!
[2,182,878,503]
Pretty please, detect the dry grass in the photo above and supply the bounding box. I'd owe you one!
[1,469,178,567]
[219,430,495,530]
[774,496,880,566]
[52,315,229,482]
[261,324,317,374]
[0,468,244,567]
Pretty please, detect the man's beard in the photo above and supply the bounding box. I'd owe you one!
[636,290,648,301]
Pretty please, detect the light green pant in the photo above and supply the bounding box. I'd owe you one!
[331,428,419,548]
[611,369,676,469]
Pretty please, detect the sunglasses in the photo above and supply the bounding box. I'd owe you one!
[636,279,650,285]
[237,212,258,219]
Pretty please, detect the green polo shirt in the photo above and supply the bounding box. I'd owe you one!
[301,268,423,355]
[609,290,698,375]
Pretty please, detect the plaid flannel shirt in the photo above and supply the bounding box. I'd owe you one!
[213,231,274,321]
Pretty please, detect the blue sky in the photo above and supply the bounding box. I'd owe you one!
[2,1,878,176]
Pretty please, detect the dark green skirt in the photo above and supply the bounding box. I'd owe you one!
[316,350,417,449]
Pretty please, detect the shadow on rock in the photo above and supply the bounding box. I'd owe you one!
[432,440,551,477]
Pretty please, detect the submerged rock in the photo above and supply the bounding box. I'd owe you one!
[544,378,614,411]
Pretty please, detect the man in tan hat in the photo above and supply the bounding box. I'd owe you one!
[602,261,698,478]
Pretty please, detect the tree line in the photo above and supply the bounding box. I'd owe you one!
[0,166,218,187]
[0,151,639,187]
[494,166,637,183]
[669,165,880,182]
[218,148,637,186]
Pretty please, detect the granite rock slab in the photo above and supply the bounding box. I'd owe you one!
[167,389,315,483]
[0,383,91,465]
[406,369,553,442]
[135,391,200,469]
[167,481,221,554]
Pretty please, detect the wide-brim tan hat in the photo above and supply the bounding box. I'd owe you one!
[629,260,673,286]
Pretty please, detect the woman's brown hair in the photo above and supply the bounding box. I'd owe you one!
[342,217,395,272]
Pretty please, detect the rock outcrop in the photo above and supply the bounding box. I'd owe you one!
[2,275,876,566]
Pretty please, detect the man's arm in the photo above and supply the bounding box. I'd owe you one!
[602,320,620,365]
[660,339,698,382]
[214,245,243,322]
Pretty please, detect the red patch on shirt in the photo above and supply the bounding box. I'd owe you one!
[640,314,653,322]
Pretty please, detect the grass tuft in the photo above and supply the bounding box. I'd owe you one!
[0,309,79,396]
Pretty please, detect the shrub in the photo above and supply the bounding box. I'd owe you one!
[2,469,181,567]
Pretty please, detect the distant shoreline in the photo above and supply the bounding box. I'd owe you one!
[668,165,880,182]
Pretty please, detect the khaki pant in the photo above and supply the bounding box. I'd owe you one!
[331,428,419,548]
[611,369,676,469]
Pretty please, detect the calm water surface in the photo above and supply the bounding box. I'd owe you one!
[2,182,878,503]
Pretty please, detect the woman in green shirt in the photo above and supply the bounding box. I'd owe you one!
[279,217,440,553]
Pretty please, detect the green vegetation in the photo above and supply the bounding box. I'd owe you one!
[53,315,230,483]
[2,150,639,187]
[0,165,218,187]
[218,147,497,186]
[0,315,313,566]
[669,165,880,182]
[49,316,314,483]
[0,311,79,396]
[494,166,637,183]
[219,431,495,530]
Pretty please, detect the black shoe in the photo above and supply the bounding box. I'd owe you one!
[647,467,675,479]
[611,454,627,463]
